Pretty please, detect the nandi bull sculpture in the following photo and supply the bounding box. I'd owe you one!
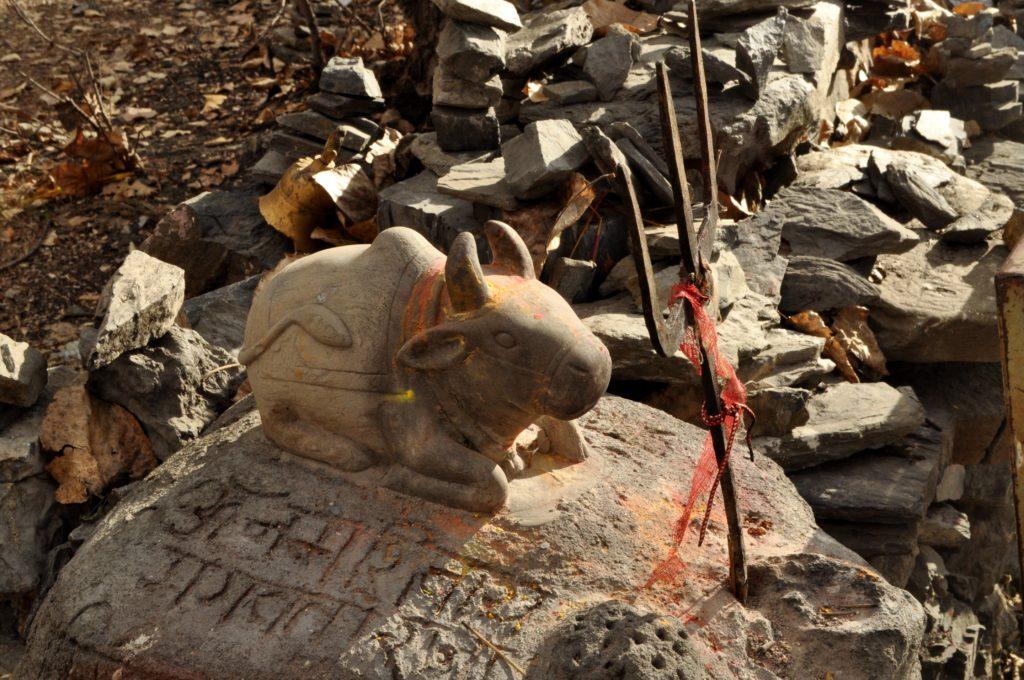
[239,221,612,513]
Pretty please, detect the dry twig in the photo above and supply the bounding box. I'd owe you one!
[461,623,525,676]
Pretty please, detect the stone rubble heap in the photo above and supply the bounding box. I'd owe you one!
[2,0,1024,677]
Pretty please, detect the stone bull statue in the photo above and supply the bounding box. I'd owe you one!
[239,221,612,512]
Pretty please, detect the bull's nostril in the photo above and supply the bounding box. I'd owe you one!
[568,361,590,374]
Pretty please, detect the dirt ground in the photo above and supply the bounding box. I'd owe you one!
[0,0,409,356]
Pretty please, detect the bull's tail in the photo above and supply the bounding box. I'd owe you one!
[238,304,353,366]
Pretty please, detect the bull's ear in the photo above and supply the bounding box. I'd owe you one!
[396,328,468,371]
[446,231,489,313]
[485,220,534,279]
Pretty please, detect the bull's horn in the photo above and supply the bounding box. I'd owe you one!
[484,220,534,279]
[446,231,489,312]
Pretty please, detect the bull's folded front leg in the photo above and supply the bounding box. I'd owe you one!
[383,432,510,513]
[534,416,590,463]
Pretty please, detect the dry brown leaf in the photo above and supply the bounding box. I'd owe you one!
[785,310,855,382]
[953,2,985,15]
[832,305,888,378]
[259,145,339,252]
[41,385,157,504]
[551,172,596,240]
[313,163,379,224]
[583,0,659,34]
[522,80,549,103]
[202,93,227,114]
[502,199,563,275]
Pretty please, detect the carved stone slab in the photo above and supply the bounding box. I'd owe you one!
[18,397,924,679]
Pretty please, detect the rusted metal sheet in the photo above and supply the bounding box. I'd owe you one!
[995,237,1024,629]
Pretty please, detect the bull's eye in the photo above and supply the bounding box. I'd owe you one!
[493,331,517,348]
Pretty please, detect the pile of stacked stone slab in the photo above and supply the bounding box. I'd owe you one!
[430,0,521,152]
[3,0,1024,676]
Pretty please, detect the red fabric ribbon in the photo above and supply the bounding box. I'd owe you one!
[645,278,753,589]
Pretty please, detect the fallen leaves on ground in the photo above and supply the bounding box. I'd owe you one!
[785,310,858,383]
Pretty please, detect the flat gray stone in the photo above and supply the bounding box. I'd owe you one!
[779,256,879,313]
[377,170,480,249]
[789,424,945,523]
[82,250,186,371]
[0,334,46,408]
[88,326,246,460]
[432,106,500,152]
[756,382,927,471]
[502,119,588,199]
[319,56,382,99]
[871,236,1006,363]
[407,132,491,176]
[505,7,593,77]
[433,70,503,109]
[437,19,506,82]
[15,395,918,679]
[431,0,521,31]
[307,92,386,119]
[941,48,1016,88]
[543,80,597,105]
[582,26,638,102]
[437,157,517,210]
[276,110,341,142]
[885,162,958,229]
[740,328,833,391]
[920,503,971,549]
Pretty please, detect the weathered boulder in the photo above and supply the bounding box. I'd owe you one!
[780,256,879,313]
[788,424,945,523]
[870,237,1006,363]
[139,190,290,298]
[88,326,246,460]
[794,145,1013,240]
[81,250,186,370]
[756,382,926,471]
[0,333,46,409]
[735,10,787,99]
[16,396,925,679]
[817,520,921,587]
[769,186,919,261]
[182,276,260,358]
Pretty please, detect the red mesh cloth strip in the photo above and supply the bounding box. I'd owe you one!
[644,279,752,589]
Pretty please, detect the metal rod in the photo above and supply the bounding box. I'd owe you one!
[995,238,1024,634]
[655,61,747,603]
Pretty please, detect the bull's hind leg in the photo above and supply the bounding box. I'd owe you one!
[260,401,375,472]
[382,436,509,513]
